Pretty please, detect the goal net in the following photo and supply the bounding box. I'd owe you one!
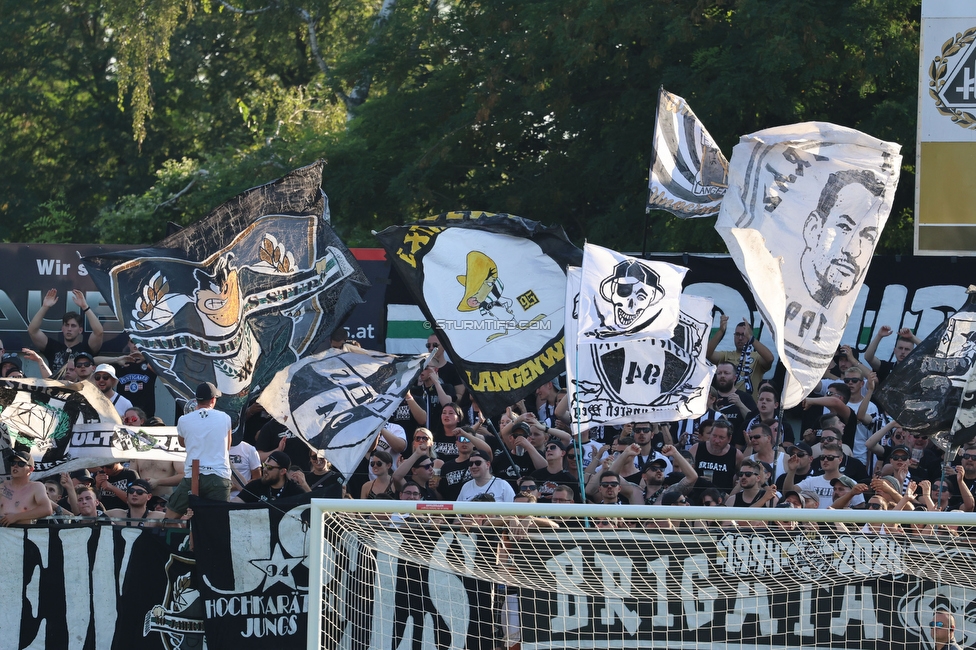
[307,500,976,650]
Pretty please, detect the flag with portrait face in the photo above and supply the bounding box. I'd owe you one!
[577,243,687,343]
[84,162,369,428]
[715,122,901,408]
[375,212,582,418]
[647,87,729,219]
[566,268,714,426]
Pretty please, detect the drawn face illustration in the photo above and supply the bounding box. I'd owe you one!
[194,257,241,328]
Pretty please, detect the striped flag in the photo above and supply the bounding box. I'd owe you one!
[647,87,728,219]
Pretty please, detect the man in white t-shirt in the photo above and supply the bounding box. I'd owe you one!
[166,382,232,518]
[229,440,263,499]
[91,364,134,418]
[457,450,515,502]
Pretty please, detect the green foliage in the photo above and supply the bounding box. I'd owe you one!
[2,0,924,255]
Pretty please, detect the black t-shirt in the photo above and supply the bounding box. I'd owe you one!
[530,468,580,503]
[487,437,533,490]
[437,458,472,501]
[116,361,157,418]
[714,390,758,448]
[303,470,343,498]
[419,382,457,438]
[253,420,311,472]
[238,479,306,502]
[43,339,98,375]
[97,468,139,511]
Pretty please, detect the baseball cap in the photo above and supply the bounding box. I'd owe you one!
[70,469,95,485]
[129,478,152,493]
[72,351,94,364]
[195,382,221,400]
[793,442,814,455]
[642,457,668,472]
[267,450,291,468]
[470,450,492,462]
[800,489,821,506]
[891,445,911,455]
[781,490,805,507]
[830,475,857,489]
[94,364,117,379]
[1,352,23,373]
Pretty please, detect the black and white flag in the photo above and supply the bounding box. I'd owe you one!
[85,162,369,428]
[566,267,714,426]
[877,288,976,452]
[577,243,686,342]
[257,348,426,479]
[376,211,582,418]
[647,87,729,219]
[715,122,901,407]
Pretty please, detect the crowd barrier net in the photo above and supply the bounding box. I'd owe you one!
[308,500,976,650]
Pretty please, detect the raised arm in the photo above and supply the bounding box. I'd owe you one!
[27,288,58,349]
[863,326,892,371]
[72,290,104,353]
[706,313,729,363]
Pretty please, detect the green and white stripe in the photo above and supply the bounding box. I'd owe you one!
[386,304,430,354]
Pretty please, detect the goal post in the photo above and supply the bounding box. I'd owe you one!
[307,499,976,650]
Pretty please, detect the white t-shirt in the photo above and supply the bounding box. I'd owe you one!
[229,441,262,498]
[110,392,135,419]
[457,476,516,502]
[848,398,878,465]
[795,474,865,509]
[177,407,232,479]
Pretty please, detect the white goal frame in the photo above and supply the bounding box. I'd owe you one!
[307,499,976,650]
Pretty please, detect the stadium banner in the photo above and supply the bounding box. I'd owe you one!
[323,525,971,650]
[715,122,902,407]
[375,211,582,418]
[0,524,196,650]
[84,162,370,427]
[646,87,729,218]
[916,0,976,255]
[190,493,314,649]
[257,348,426,478]
[0,521,970,650]
[566,267,714,426]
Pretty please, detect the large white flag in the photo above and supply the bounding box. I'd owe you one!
[577,243,687,342]
[715,122,902,407]
[566,267,714,426]
[257,348,426,479]
[647,87,729,219]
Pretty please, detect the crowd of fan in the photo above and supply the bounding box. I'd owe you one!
[3,309,974,535]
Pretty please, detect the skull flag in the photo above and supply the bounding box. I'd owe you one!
[84,162,370,426]
[715,123,901,408]
[577,243,687,342]
[566,267,714,426]
[876,288,976,453]
[375,212,582,418]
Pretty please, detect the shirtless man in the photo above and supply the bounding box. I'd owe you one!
[1,451,54,526]
[126,408,184,498]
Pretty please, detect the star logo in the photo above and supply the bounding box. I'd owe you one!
[249,543,305,591]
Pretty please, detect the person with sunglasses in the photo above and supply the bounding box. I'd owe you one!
[810,426,869,484]
[90,364,134,418]
[457,450,515,502]
[928,610,963,650]
[235,451,305,503]
[360,451,397,500]
[530,440,579,503]
[71,351,96,382]
[104,478,165,527]
[393,434,442,499]
[297,450,343,497]
[725,458,777,508]
[784,442,858,509]
[0,450,53,526]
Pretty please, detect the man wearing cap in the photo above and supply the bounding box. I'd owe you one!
[1,451,53,526]
[235,451,305,502]
[91,363,134,418]
[71,351,95,382]
[785,442,862,509]
[827,475,868,509]
[1,352,24,378]
[457,450,516,502]
[105,478,166,527]
[28,288,104,374]
[166,382,233,519]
